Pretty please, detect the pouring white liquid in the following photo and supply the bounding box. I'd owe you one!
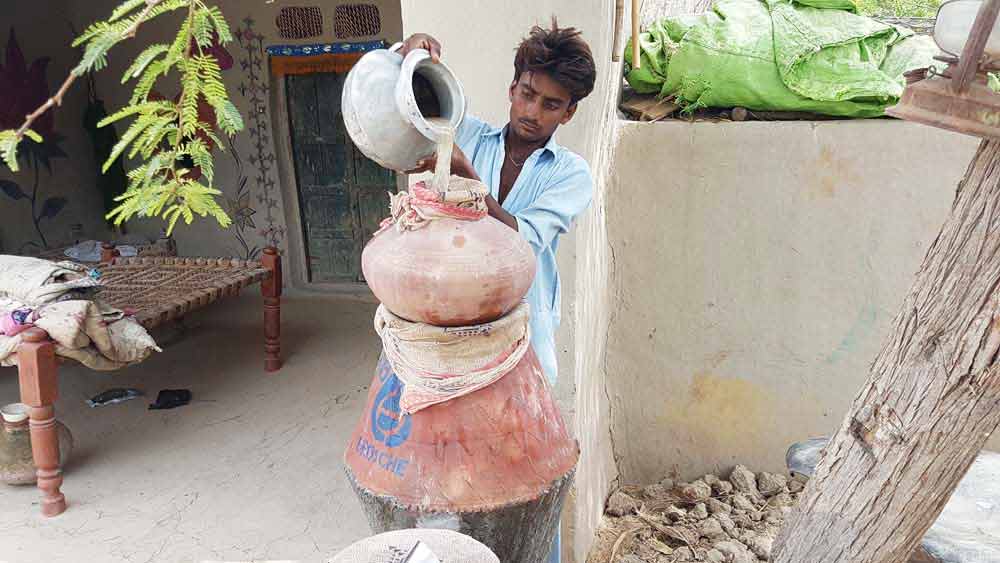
[425,117,454,193]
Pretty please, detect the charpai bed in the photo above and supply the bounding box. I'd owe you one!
[10,243,282,517]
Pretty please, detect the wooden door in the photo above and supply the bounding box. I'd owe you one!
[286,71,396,283]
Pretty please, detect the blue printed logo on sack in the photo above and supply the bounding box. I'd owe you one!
[370,362,412,448]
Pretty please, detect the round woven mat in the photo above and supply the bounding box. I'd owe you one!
[329,529,499,563]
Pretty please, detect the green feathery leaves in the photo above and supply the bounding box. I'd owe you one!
[6,0,247,233]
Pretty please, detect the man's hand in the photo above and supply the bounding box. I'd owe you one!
[398,33,442,63]
[407,144,478,181]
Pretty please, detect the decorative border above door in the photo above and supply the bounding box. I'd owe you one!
[266,40,386,57]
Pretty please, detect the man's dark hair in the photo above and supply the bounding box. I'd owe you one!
[514,18,597,106]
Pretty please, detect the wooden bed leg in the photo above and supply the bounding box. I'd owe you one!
[17,328,66,517]
[261,247,282,372]
[100,242,119,264]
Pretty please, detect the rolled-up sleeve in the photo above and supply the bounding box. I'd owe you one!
[514,159,593,255]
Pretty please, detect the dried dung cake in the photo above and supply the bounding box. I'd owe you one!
[587,465,807,563]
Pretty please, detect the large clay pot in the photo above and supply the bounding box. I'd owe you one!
[362,214,536,326]
[345,351,578,563]
[0,403,73,486]
[342,47,466,172]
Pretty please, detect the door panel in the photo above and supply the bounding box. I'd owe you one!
[287,71,397,283]
[287,77,320,138]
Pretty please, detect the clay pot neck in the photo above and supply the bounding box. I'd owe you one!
[1,403,30,434]
[2,418,28,434]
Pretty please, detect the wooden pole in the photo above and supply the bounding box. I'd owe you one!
[261,247,282,372]
[953,0,1000,94]
[773,139,1000,562]
[631,0,641,69]
[612,0,625,62]
[17,328,66,517]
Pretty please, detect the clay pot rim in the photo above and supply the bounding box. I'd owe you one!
[0,403,29,424]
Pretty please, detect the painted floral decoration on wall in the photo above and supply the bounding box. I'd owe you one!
[237,17,285,254]
[0,28,68,251]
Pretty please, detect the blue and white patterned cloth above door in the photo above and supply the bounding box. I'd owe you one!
[266,40,386,57]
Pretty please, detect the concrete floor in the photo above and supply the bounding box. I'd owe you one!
[0,291,382,563]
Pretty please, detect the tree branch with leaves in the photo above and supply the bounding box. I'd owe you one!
[0,0,244,234]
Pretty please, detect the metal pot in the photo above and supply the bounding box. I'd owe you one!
[342,47,467,172]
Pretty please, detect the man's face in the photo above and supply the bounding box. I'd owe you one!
[508,70,577,144]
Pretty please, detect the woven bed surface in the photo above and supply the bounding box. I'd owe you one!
[96,256,270,329]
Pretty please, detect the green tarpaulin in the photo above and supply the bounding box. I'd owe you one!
[625,0,940,117]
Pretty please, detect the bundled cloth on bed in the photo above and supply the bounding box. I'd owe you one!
[0,256,160,371]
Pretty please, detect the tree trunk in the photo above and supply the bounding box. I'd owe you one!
[773,139,1000,563]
